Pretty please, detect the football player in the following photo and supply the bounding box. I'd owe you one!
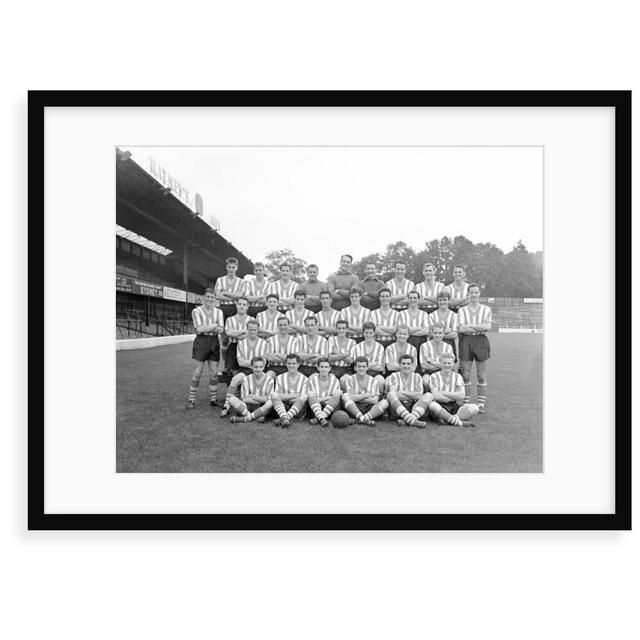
[297,264,326,313]
[296,316,328,377]
[185,287,225,409]
[428,352,478,427]
[270,353,309,428]
[360,263,385,310]
[350,322,385,393]
[256,293,284,339]
[214,257,246,319]
[326,318,356,387]
[386,354,433,428]
[384,324,417,374]
[265,316,299,379]
[428,290,459,357]
[340,287,371,342]
[227,356,275,424]
[415,262,444,314]
[398,290,430,351]
[445,264,470,312]
[388,262,413,311]
[245,261,271,317]
[270,262,297,312]
[327,254,361,311]
[286,290,315,335]
[223,297,251,375]
[306,357,342,427]
[341,356,389,426]
[457,283,492,413]
[370,287,399,347]
[315,290,341,337]
[419,321,455,383]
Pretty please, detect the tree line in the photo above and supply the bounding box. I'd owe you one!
[263,236,543,298]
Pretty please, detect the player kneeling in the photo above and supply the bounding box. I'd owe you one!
[270,353,309,428]
[227,356,275,424]
[342,356,389,427]
[306,358,342,428]
[428,353,478,427]
[386,354,433,429]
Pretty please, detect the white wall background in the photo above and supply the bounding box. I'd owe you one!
[3,2,638,639]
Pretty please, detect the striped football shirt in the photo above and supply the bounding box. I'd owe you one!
[387,278,414,308]
[214,275,246,307]
[241,373,274,400]
[286,307,315,327]
[326,336,356,367]
[244,278,271,300]
[191,305,223,336]
[306,373,341,397]
[429,371,465,394]
[256,310,285,334]
[445,281,470,301]
[457,304,492,333]
[266,334,299,358]
[237,337,270,366]
[384,342,418,369]
[398,308,429,333]
[414,280,445,300]
[345,374,379,396]
[269,280,298,310]
[370,307,400,344]
[275,372,309,395]
[295,334,327,357]
[420,340,453,369]
[386,371,424,393]
[428,309,459,333]
[224,314,250,343]
[339,305,371,339]
[351,340,385,368]
[315,308,341,332]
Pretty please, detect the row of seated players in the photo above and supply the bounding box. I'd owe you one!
[222,352,479,429]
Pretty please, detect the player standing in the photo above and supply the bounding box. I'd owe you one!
[223,297,251,376]
[370,287,399,347]
[286,290,315,335]
[245,262,271,317]
[350,322,386,393]
[315,290,341,337]
[266,317,299,379]
[326,318,356,387]
[445,265,470,312]
[340,287,371,343]
[297,264,326,313]
[387,262,413,311]
[270,354,309,428]
[342,356,389,426]
[398,290,430,352]
[415,262,445,314]
[457,283,492,413]
[185,287,225,409]
[419,322,454,381]
[428,290,459,357]
[327,254,361,311]
[306,358,342,427]
[360,263,385,310]
[256,293,284,339]
[386,354,432,428]
[269,262,297,312]
[227,356,275,424]
[383,325,417,374]
[296,316,328,377]
[214,257,246,318]
[428,352,478,426]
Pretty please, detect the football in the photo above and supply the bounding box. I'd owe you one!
[331,410,350,429]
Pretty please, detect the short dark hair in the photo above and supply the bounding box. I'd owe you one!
[307,264,318,270]
[319,289,332,298]
[253,261,264,270]
[226,257,238,265]
[236,297,249,305]
[285,353,300,363]
[335,319,348,328]
[362,321,376,333]
[294,289,307,298]
[341,254,353,263]
[277,316,290,324]
[246,319,259,328]
[280,262,292,270]
[398,353,415,363]
[349,287,362,297]
[316,357,331,368]
[204,287,215,295]
[468,282,482,293]
[378,287,392,296]
[437,290,451,300]
[304,316,318,325]
[250,355,266,365]
[354,355,369,366]
[266,292,279,301]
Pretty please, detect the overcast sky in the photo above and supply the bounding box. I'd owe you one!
[122,146,543,280]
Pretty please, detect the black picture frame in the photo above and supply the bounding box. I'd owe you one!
[28,90,631,531]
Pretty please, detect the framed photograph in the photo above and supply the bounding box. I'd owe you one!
[29,91,630,530]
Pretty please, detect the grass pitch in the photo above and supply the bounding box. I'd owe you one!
[116,333,542,473]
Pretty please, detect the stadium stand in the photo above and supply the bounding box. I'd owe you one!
[116,148,253,340]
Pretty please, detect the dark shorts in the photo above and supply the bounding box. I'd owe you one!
[232,401,271,417]
[459,334,490,362]
[444,338,458,359]
[389,399,416,420]
[248,305,266,318]
[192,334,220,362]
[408,335,427,350]
[219,304,236,320]
[237,366,253,377]
[361,296,380,311]
[224,342,239,371]
[269,365,288,377]
[440,400,463,415]
[304,301,322,314]
[366,369,384,378]
[299,365,318,377]
[349,336,364,344]
[331,365,352,379]
[330,299,350,312]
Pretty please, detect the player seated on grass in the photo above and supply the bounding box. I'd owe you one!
[341,356,389,427]
[306,358,342,427]
[384,325,417,374]
[223,297,251,376]
[185,287,225,409]
[457,282,492,413]
[428,289,459,358]
[266,316,299,379]
[350,322,386,393]
[428,352,478,427]
[326,319,356,389]
[256,293,284,339]
[270,354,309,428]
[296,316,328,377]
[415,262,445,314]
[385,354,433,428]
[398,290,430,351]
[360,263,385,310]
[286,290,315,335]
[420,322,455,384]
[270,262,297,312]
[445,264,470,312]
[228,356,275,424]
[339,287,371,342]
[388,261,413,311]
[370,287,400,347]
[245,261,271,317]
[315,290,341,337]
[327,254,361,312]
[220,319,269,418]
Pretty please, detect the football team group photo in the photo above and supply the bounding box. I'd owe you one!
[116,145,543,473]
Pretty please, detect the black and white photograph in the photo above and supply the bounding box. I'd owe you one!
[116,144,543,473]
